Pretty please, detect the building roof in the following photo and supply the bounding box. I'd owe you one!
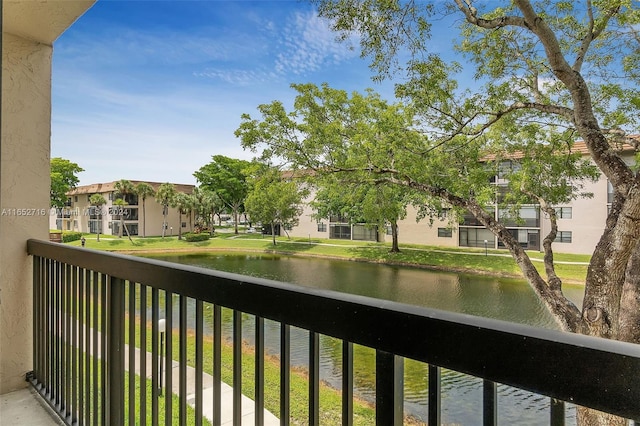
[67,180,195,196]
[482,137,637,162]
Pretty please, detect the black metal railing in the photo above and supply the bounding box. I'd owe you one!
[27,239,640,425]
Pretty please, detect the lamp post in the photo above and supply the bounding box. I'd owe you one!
[158,319,166,395]
[484,239,488,257]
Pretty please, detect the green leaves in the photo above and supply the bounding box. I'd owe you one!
[50,157,84,208]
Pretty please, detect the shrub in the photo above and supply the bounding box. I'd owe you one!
[183,232,211,242]
[62,231,84,243]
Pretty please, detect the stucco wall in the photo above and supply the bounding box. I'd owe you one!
[0,33,52,394]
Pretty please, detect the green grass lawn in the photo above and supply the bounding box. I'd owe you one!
[67,232,590,284]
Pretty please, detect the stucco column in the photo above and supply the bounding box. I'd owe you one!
[0,32,52,394]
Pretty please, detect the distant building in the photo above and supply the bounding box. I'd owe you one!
[287,141,634,255]
[51,181,195,237]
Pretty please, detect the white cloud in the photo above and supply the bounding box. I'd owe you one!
[274,10,359,75]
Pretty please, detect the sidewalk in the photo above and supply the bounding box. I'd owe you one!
[127,345,279,425]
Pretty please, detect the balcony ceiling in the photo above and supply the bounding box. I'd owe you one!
[3,0,95,45]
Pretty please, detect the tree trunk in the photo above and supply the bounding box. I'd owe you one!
[271,221,276,245]
[576,406,626,426]
[142,200,146,238]
[390,221,400,253]
[178,211,183,240]
[162,207,167,238]
[618,240,640,344]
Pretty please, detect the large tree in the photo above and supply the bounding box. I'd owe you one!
[244,168,307,245]
[135,182,155,238]
[311,179,412,252]
[194,155,252,235]
[50,157,84,208]
[238,1,640,422]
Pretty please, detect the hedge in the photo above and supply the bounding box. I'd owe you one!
[62,231,84,243]
[183,232,211,242]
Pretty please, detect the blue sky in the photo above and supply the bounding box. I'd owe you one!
[51,0,404,186]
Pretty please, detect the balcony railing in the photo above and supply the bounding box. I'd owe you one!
[27,239,640,425]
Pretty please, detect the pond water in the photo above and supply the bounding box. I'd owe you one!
[144,252,585,425]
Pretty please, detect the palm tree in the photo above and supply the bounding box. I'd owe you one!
[112,198,133,241]
[171,192,192,240]
[114,179,135,204]
[89,193,106,242]
[135,182,155,238]
[155,183,177,238]
[114,179,135,239]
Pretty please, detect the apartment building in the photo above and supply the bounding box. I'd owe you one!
[51,180,195,237]
[288,142,631,255]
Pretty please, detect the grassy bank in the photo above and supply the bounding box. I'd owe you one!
[66,232,590,283]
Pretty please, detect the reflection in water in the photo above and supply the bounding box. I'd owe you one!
[145,253,584,425]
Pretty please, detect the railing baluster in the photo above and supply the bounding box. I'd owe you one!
[129,282,136,424]
[100,274,107,425]
[375,350,403,425]
[196,299,204,426]
[213,304,222,426]
[180,295,188,426]
[78,266,85,424]
[233,310,242,426]
[255,316,265,426]
[164,292,173,426]
[64,263,71,420]
[32,257,40,387]
[483,379,497,426]
[280,323,290,426]
[84,268,91,426]
[428,365,441,426]
[309,331,319,426]
[342,340,353,426]
[45,258,51,395]
[92,271,99,426]
[140,284,148,424]
[107,276,126,425]
[71,265,78,424]
[550,398,565,426]
[54,261,61,408]
[152,287,160,426]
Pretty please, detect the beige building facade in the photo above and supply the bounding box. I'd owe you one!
[1,0,96,395]
[52,181,196,237]
[288,145,629,256]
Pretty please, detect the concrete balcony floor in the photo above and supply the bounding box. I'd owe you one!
[0,387,63,426]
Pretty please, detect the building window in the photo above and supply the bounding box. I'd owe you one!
[317,222,327,232]
[438,228,452,238]
[555,231,572,243]
[459,227,494,248]
[352,224,377,241]
[330,224,351,240]
[385,225,392,235]
[182,222,187,228]
[74,196,78,202]
[109,192,113,201]
[555,207,572,219]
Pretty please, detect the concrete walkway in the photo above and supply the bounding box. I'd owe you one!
[127,344,279,425]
